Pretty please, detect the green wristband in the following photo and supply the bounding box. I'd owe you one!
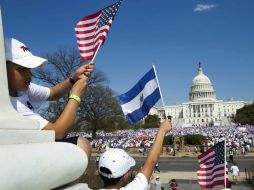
[69,93,81,104]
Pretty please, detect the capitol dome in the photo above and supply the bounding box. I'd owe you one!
[189,63,216,101]
[192,70,211,85]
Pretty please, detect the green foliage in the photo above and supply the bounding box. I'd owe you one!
[79,86,123,137]
[132,121,144,130]
[144,114,160,129]
[233,103,254,125]
[99,115,130,132]
[184,134,207,145]
[163,135,173,145]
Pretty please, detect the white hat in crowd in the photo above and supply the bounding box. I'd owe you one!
[4,38,48,68]
[98,148,136,179]
[156,176,160,179]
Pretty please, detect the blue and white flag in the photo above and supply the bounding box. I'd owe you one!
[118,68,161,125]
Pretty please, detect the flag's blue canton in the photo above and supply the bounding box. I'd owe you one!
[99,0,122,28]
[214,141,225,165]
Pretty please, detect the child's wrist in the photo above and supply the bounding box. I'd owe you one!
[69,93,81,104]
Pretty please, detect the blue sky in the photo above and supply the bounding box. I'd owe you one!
[1,0,253,105]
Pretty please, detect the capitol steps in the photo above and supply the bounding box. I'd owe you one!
[172,118,184,128]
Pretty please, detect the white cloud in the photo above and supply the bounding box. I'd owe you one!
[194,4,217,12]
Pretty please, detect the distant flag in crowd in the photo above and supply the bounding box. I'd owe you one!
[75,0,123,61]
[118,67,161,125]
[197,141,228,189]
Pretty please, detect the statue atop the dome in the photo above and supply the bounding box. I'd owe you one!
[198,62,203,75]
[199,61,201,68]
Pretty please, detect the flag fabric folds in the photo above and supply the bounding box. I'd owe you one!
[118,68,161,125]
[197,141,228,189]
[75,0,122,61]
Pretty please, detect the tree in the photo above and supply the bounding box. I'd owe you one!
[184,134,207,145]
[163,135,173,145]
[32,47,122,137]
[144,114,160,129]
[78,86,123,138]
[97,115,130,132]
[233,103,254,125]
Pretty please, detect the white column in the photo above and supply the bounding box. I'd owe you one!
[0,8,39,130]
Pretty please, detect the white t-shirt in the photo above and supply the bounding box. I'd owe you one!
[230,165,239,176]
[100,173,148,190]
[9,83,50,129]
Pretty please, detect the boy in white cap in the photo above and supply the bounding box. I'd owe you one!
[98,118,171,189]
[5,38,94,158]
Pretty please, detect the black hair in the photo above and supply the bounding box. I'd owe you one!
[6,61,12,64]
[99,167,122,186]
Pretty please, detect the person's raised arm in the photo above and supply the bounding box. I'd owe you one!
[140,118,172,181]
[48,62,94,101]
[43,74,89,140]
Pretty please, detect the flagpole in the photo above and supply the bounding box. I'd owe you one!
[152,64,168,118]
[91,40,103,62]
[224,133,227,189]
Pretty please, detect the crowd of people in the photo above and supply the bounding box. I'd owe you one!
[68,124,254,154]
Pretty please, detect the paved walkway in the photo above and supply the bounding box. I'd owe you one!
[158,181,251,190]
[155,171,246,182]
[151,171,252,189]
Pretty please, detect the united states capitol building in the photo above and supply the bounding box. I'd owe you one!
[150,63,252,127]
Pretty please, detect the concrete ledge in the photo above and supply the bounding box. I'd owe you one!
[0,142,88,190]
[0,129,55,145]
[0,111,40,130]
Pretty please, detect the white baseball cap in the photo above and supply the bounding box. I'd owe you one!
[4,38,48,68]
[98,148,136,179]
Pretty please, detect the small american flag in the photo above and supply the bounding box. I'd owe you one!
[75,0,122,61]
[197,141,228,188]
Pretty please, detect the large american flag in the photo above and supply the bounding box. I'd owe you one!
[197,141,228,188]
[75,0,122,61]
